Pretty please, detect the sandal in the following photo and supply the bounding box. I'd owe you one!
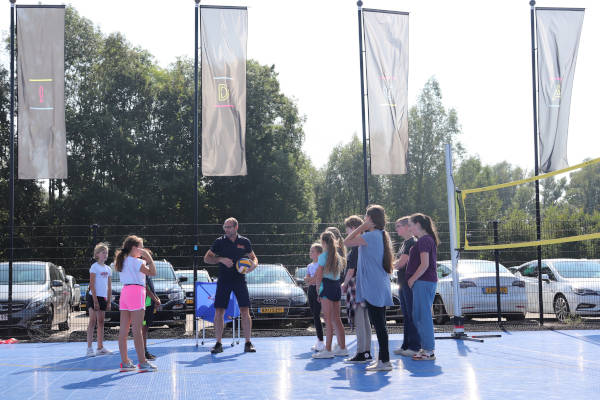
[412,349,436,361]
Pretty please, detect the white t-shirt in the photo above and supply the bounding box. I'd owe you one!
[307,261,319,278]
[89,262,112,298]
[119,256,146,286]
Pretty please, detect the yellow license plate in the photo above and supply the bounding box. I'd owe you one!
[484,287,507,294]
[186,299,194,304]
[259,307,284,313]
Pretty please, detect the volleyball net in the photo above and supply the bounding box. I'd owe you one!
[458,157,600,251]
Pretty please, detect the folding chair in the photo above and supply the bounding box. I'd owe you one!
[194,282,241,348]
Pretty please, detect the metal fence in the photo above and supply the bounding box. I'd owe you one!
[1,222,599,342]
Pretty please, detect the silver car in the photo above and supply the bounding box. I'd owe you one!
[0,261,71,331]
[435,260,527,323]
[515,259,600,322]
[65,275,81,311]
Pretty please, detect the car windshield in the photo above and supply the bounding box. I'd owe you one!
[0,264,46,284]
[111,261,176,282]
[178,272,210,283]
[553,261,600,279]
[454,261,509,275]
[153,262,176,281]
[246,266,294,285]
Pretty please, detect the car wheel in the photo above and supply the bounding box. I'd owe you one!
[58,308,70,331]
[432,295,449,325]
[553,294,571,322]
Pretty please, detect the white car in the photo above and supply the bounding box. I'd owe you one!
[434,260,527,324]
[514,259,600,322]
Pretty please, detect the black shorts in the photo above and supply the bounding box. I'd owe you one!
[214,278,250,309]
[144,302,156,325]
[319,278,342,302]
[86,293,108,311]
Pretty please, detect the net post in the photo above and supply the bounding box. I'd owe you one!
[493,221,502,324]
[445,144,463,333]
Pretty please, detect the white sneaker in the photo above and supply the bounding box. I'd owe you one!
[333,346,349,357]
[365,360,393,371]
[311,341,325,352]
[367,357,379,368]
[393,348,418,357]
[86,347,95,357]
[138,361,158,373]
[96,347,113,355]
[312,350,335,359]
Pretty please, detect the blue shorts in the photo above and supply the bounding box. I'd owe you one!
[319,278,341,302]
[214,278,250,309]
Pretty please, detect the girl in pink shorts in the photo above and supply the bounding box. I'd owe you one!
[114,235,157,372]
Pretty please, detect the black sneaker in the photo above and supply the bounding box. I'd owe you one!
[211,342,223,354]
[244,341,256,353]
[344,351,372,364]
[145,351,156,361]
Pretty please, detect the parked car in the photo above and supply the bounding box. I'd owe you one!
[175,269,211,312]
[514,258,600,322]
[79,282,89,314]
[105,260,186,328]
[65,275,81,311]
[246,264,310,324]
[293,266,308,287]
[434,260,527,324]
[0,261,71,332]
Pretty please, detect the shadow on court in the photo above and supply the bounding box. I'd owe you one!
[62,372,131,390]
[331,366,391,392]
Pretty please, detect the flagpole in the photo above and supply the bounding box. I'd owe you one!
[193,0,200,339]
[9,0,16,338]
[357,1,369,208]
[529,0,544,325]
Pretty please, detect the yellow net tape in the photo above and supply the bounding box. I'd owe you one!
[458,157,600,250]
[462,157,600,195]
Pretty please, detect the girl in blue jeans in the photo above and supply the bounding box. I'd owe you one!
[406,213,440,361]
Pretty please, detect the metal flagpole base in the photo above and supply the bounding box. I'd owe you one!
[435,317,502,343]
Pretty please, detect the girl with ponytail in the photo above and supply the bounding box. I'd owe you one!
[344,204,394,371]
[406,213,439,361]
[115,235,158,372]
[312,231,347,359]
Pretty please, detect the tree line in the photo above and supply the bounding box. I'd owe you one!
[1,6,598,272]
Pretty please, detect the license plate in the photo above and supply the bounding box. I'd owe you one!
[484,287,507,294]
[0,314,7,321]
[258,307,284,314]
[186,299,194,304]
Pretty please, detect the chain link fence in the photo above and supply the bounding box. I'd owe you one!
[1,221,599,342]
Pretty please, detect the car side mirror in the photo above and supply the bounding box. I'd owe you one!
[178,276,188,283]
[51,280,63,287]
[541,274,550,283]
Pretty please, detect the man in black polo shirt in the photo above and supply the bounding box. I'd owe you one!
[204,217,258,354]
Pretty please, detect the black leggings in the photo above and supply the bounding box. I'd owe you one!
[366,301,389,363]
[308,285,323,341]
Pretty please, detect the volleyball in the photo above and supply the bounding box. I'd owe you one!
[236,258,253,274]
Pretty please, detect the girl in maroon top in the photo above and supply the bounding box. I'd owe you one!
[406,213,440,361]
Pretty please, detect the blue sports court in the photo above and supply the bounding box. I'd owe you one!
[1,329,598,400]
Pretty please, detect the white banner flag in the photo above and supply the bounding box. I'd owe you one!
[536,8,584,173]
[17,6,67,179]
[201,6,248,176]
[363,9,409,175]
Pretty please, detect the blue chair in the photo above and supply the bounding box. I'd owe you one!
[194,282,240,347]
